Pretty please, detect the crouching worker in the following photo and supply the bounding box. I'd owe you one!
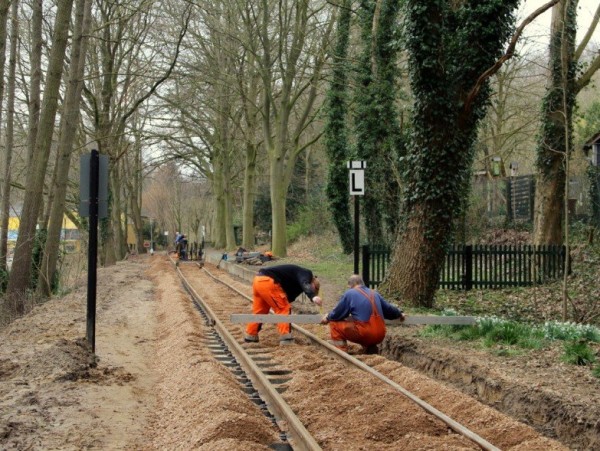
[321,274,405,354]
[244,264,322,345]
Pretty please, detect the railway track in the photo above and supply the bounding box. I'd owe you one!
[172,258,510,450]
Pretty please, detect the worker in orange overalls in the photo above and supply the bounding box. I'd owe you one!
[244,264,322,345]
[321,274,405,354]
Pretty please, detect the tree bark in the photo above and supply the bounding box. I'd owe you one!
[26,0,42,166]
[379,0,521,307]
[534,0,577,245]
[6,0,74,301]
[0,0,17,275]
[38,0,92,297]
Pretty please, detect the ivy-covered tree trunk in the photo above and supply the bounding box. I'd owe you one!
[354,0,403,245]
[324,0,353,254]
[380,0,519,308]
[534,0,577,245]
[589,165,600,228]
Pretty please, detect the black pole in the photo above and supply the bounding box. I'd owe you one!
[86,149,99,353]
[354,196,359,274]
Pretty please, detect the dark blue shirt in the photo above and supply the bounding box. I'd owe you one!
[326,285,403,322]
[257,264,317,302]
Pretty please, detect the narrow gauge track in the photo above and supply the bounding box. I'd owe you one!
[173,259,505,451]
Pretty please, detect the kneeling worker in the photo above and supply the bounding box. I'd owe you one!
[321,274,405,354]
[244,264,322,345]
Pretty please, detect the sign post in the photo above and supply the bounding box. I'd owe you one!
[80,149,108,353]
[347,161,366,274]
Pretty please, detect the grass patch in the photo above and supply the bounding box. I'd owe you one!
[420,315,600,376]
[561,340,597,366]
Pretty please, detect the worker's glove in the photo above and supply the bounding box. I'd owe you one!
[312,296,323,306]
[320,315,329,325]
[399,313,406,322]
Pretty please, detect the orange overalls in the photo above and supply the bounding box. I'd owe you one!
[245,275,292,338]
[328,287,386,352]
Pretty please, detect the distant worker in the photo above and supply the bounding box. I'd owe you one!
[180,235,188,260]
[244,264,323,345]
[321,274,405,354]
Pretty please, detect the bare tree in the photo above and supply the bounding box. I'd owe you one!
[37,0,92,297]
[0,0,18,275]
[255,0,335,257]
[81,0,190,264]
[6,0,74,303]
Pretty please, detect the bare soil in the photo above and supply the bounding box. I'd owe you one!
[0,253,598,450]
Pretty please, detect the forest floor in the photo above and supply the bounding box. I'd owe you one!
[0,229,598,449]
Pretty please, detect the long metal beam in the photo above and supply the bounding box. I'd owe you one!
[230,314,477,326]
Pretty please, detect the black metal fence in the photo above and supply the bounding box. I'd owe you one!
[362,244,568,290]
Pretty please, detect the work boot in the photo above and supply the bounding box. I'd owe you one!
[362,344,379,355]
[243,333,259,343]
[279,333,294,346]
[328,339,348,352]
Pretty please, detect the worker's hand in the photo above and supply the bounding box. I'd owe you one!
[399,313,406,322]
[312,296,323,306]
[320,315,329,325]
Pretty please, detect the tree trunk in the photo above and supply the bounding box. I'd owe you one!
[242,142,257,250]
[534,0,577,245]
[379,0,520,308]
[0,0,17,275]
[270,155,289,257]
[384,206,448,307]
[38,0,92,297]
[26,0,42,166]
[131,140,146,254]
[0,0,10,125]
[6,0,74,301]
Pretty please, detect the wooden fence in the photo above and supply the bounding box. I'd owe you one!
[362,244,568,290]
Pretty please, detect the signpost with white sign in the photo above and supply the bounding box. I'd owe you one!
[347,161,366,273]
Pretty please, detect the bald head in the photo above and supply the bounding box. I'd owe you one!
[348,274,364,288]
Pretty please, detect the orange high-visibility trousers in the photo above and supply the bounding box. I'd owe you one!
[246,275,291,337]
[328,287,386,348]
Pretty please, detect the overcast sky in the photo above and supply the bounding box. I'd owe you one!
[519,0,600,51]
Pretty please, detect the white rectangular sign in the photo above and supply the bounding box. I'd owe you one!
[349,170,365,195]
[347,160,366,196]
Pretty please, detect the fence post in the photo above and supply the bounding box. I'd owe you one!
[506,178,513,223]
[464,245,473,290]
[362,245,370,287]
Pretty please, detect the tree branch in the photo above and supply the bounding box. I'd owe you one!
[575,2,600,61]
[119,7,191,128]
[464,0,560,114]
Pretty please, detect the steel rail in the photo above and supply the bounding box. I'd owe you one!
[173,263,322,451]
[200,264,501,451]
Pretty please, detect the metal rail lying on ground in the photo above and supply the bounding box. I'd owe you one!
[230,313,477,326]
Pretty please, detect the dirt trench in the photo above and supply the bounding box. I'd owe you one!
[381,336,600,450]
